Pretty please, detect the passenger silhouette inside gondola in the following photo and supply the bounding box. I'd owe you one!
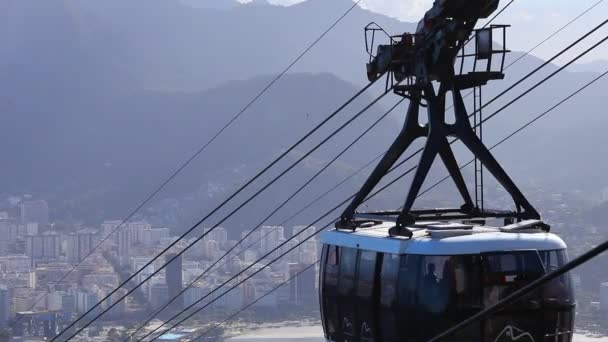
[424,263,438,286]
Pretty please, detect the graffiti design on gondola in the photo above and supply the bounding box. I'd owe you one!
[493,325,535,342]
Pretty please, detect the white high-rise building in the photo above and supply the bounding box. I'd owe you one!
[204,240,220,260]
[142,228,170,246]
[207,227,228,245]
[26,232,61,264]
[300,240,318,264]
[65,230,97,263]
[117,229,132,263]
[284,239,300,263]
[260,226,284,254]
[100,220,122,243]
[128,221,151,245]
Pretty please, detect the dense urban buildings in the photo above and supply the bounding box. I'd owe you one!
[0,190,607,340]
[0,195,324,340]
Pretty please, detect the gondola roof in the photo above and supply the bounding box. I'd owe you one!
[321,220,566,255]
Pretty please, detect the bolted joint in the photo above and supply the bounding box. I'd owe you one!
[390,213,414,238]
[335,218,357,231]
[388,225,413,238]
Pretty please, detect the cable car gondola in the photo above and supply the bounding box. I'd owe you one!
[319,0,575,340]
[320,219,575,342]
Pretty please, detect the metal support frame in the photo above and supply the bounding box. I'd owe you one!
[338,77,540,236]
[343,15,539,236]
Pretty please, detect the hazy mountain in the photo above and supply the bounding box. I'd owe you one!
[1,71,404,227]
[2,0,608,228]
[69,0,414,90]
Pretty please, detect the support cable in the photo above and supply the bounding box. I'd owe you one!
[1,0,363,334]
[52,81,393,341]
[125,98,405,340]
[201,68,608,342]
[55,10,607,341]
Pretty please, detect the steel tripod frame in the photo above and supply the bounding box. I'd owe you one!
[339,80,540,235]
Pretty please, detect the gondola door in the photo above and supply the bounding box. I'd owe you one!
[355,251,380,342]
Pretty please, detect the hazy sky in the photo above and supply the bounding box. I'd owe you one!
[234,0,608,64]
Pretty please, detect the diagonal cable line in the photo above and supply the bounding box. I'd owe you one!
[52,81,394,341]
[124,98,405,340]
[145,34,608,339]
[0,0,363,334]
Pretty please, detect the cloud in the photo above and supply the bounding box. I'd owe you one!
[358,0,431,21]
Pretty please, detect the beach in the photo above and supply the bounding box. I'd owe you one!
[226,325,323,341]
[226,325,608,341]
